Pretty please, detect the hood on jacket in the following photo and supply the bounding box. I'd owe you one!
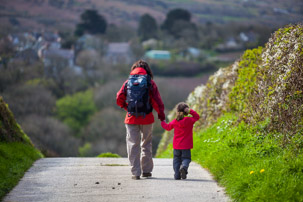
[130,67,147,75]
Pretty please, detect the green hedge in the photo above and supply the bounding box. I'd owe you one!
[158,113,303,201]
[156,24,303,201]
[0,97,43,200]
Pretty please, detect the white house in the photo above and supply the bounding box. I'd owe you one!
[105,42,133,65]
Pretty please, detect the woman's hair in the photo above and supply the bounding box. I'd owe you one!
[131,60,153,79]
[176,102,189,121]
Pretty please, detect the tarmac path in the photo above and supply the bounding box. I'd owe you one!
[4,158,229,202]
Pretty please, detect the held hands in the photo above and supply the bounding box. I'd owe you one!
[158,112,166,121]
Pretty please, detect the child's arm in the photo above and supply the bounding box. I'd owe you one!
[189,109,200,123]
[161,121,174,131]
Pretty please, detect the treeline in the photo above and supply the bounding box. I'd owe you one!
[0,7,276,157]
[0,39,204,157]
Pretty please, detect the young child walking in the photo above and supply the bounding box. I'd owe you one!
[161,102,200,180]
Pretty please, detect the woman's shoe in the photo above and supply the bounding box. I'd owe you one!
[142,173,152,177]
[131,175,140,180]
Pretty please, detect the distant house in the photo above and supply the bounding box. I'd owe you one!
[105,42,133,65]
[8,31,62,53]
[40,46,74,67]
[8,33,36,51]
[142,38,158,50]
[14,48,39,64]
[215,38,243,52]
[179,47,201,59]
[273,8,289,15]
[239,32,257,43]
[6,31,82,74]
[76,34,102,50]
[145,50,171,60]
[34,31,61,52]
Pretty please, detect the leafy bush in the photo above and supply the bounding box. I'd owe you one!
[250,25,303,136]
[2,84,55,119]
[21,115,80,157]
[56,89,97,135]
[229,47,263,113]
[94,78,126,110]
[157,24,303,201]
[78,142,92,157]
[97,152,121,158]
[81,108,127,156]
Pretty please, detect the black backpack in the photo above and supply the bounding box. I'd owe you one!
[125,74,152,118]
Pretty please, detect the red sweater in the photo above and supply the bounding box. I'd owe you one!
[161,109,200,149]
[116,67,165,124]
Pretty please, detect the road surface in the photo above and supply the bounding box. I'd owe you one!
[4,158,229,202]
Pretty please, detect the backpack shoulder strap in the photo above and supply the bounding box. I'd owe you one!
[123,79,128,94]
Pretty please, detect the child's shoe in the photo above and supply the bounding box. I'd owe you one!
[179,166,188,179]
[174,174,181,180]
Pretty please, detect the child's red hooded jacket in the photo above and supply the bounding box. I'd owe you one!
[116,67,165,125]
[161,109,200,149]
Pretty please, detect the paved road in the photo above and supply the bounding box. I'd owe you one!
[4,158,229,202]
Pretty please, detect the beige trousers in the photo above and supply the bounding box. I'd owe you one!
[125,124,154,176]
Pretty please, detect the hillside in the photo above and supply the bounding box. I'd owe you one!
[1,0,302,33]
[157,24,303,201]
[0,96,43,200]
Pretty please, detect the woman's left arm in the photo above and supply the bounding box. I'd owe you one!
[150,80,165,121]
[116,80,128,111]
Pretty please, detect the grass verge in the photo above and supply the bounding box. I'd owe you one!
[157,113,303,201]
[0,142,43,200]
[97,152,121,158]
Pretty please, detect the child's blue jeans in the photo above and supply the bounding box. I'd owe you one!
[173,149,191,178]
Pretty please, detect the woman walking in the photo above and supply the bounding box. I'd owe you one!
[116,60,165,180]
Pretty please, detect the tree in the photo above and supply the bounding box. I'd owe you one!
[22,115,80,157]
[76,49,115,85]
[0,37,15,68]
[75,9,107,36]
[138,14,158,41]
[2,84,56,119]
[170,20,198,41]
[56,89,97,135]
[161,8,191,35]
[81,108,127,156]
[105,24,136,42]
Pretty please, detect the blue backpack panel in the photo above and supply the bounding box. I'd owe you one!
[126,74,152,118]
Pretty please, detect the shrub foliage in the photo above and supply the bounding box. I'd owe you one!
[157,24,303,201]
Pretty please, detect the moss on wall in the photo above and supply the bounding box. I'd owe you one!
[0,96,43,200]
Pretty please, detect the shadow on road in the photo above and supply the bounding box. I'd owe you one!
[146,177,215,182]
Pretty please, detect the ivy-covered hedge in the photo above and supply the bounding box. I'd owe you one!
[157,24,303,201]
